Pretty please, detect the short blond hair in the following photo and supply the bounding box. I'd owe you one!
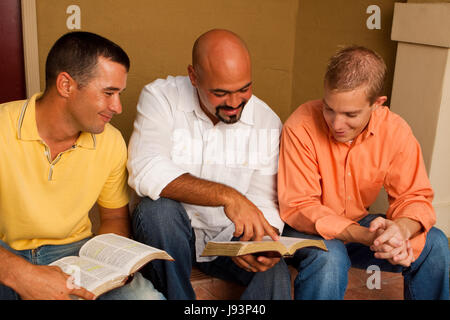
[324,46,386,104]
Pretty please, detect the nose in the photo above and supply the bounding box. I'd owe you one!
[226,92,241,108]
[331,114,345,131]
[110,95,123,115]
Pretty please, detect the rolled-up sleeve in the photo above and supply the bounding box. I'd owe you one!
[385,125,436,258]
[127,85,187,200]
[278,124,357,239]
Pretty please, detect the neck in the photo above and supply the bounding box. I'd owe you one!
[35,91,80,145]
[196,92,219,125]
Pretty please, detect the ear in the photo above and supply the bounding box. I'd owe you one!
[371,95,388,111]
[55,72,76,98]
[187,65,198,88]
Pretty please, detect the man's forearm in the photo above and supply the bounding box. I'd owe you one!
[336,224,378,246]
[394,217,423,240]
[97,205,131,237]
[0,247,30,290]
[160,173,238,207]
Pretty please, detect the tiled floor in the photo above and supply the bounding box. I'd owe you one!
[191,266,404,300]
[192,238,449,300]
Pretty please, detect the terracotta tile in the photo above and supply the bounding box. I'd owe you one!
[192,266,406,300]
[194,285,217,300]
[347,268,366,289]
[344,276,404,300]
[206,279,245,300]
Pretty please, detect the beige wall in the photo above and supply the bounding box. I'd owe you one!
[35,0,403,140]
[292,0,402,115]
[36,0,298,143]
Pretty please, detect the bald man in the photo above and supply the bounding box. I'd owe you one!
[127,29,291,299]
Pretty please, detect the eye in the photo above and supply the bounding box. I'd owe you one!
[105,92,114,96]
[346,113,358,118]
[213,92,227,97]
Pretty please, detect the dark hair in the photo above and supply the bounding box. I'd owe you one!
[324,45,386,104]
[45,31,130,90]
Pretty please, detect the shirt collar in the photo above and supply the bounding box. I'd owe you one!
[17,93,96,149]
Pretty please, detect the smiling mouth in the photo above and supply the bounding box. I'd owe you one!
[217,102,245,117]
[222,108,241,116]
[100,113,113,122]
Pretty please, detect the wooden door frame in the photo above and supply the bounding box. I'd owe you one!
[21,0,40,97]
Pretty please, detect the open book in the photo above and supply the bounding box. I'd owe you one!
[201,236,327,257]
[50,233,173,298]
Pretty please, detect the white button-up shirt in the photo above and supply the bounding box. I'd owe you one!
[127,76,284,261]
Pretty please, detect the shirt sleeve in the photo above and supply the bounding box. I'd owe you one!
[278,123,357,239]
[97,130,130,209]
[127,85,188,200]
[384,124,436,258]
[245,122,284,234]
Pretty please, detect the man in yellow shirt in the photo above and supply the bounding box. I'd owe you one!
[0,31,164,300]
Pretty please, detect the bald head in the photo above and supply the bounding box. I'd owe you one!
[192,29,251,77]
[188,29,253,125]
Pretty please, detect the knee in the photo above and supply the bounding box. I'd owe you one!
[133,197,186,226]
[297,240,350,277]
[132,197,190,238]
[425,227,450,264]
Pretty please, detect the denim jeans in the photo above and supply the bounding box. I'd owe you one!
[283,214,450,300]
[132,197,292,300]
[0,237,165,300]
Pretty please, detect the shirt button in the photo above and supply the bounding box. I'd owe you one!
[348,172,351,176]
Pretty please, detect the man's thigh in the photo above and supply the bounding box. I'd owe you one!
[281,225,350,270]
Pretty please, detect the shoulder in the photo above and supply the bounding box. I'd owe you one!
[138,75,192,115]
[373,107,414,138]
[0,98,25,120]
[95,123,127,153]
[141,75,190,98]
[0,99,27,135]
[250,95,282,129]
[284,100,326,137]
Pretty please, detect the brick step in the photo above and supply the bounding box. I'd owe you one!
[191,266,404,300]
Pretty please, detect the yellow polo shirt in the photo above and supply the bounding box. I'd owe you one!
[0,93,129,250]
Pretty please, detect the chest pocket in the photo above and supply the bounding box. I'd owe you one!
[358,172,385,206]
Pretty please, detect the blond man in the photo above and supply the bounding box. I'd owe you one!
[278,46,449,300]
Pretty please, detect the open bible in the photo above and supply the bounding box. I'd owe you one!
[201,235,327,257]
[50,233,173,298]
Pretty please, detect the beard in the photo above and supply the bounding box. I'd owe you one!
[215,101,247,124]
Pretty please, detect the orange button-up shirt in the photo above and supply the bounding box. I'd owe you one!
[278,100,436,258]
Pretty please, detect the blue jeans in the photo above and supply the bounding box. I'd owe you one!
[283,214,450,300]
[0,237,165,300]
[132,197,292,300]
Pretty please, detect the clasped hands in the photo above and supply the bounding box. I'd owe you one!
[368,217,415,267]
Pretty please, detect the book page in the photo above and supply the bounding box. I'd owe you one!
[277,236,311,248]
[201,235,325,257]
[79,234,168,274]
[50,256,124,293]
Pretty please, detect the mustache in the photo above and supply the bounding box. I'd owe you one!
[216,101,246,111]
